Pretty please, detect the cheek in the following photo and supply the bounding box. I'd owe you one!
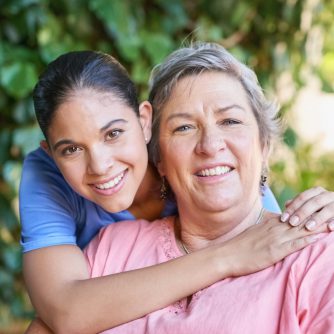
[58,162,86,191]
[158,138,185,175]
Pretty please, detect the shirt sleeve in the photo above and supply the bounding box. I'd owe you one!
[19,148,79,252]
[280,233,334,333]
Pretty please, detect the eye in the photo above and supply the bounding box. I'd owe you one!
[62,145,81,156]
[221,119,241,126]
[173,125,193,133]
[106,129,124,140]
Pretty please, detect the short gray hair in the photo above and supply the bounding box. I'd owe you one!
[148,41,280,165]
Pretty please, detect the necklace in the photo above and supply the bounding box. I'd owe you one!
[255,207,265,225]
[179,207,265,255]
[180,240,191,254]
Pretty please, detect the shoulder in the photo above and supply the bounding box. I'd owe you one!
[22,147,58,172]
[97,217,167,244]
[19,148,82,252]
[20,147,70,195]
[84,217,176,274]
[286,232,334,281]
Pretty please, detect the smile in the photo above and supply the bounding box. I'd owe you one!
[94,172,125,190]
[197,166,232,177]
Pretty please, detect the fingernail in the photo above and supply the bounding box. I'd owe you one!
[305,220,316,231]
[329,220,334,231]
[281,212,290,223]
[289,216,300,226]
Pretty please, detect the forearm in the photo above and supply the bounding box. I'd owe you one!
[25,218,317,334]
[32,247,224,334]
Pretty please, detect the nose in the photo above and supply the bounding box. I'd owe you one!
[195,126,226,157]
[86,146,113,176]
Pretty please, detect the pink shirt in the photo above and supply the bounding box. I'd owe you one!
[84,217,334,334]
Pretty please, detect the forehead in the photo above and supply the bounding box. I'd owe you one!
[64,88,123,107]
[49,89,134,131]
[163,71,250,113]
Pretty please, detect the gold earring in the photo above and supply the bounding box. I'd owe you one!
[160,177,168,200]
[260,166,268,195]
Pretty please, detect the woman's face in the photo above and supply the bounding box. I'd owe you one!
[44,89,152,213]
[158,71,267,216]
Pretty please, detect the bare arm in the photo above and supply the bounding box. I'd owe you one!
[24,216,323,334]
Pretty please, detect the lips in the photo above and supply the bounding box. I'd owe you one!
[94,171,125,190]
[196,165,233,177]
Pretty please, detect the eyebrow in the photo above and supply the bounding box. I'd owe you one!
[165,104,245,123]
[215,104,245,114]
[99,119,127,133]
[52,118,128,151]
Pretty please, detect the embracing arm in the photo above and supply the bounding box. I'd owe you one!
[24,214,326,334]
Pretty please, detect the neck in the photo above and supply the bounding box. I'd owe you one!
[176,198,264,253]
[128,163,164,220]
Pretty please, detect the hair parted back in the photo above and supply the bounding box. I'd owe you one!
[148,41,280,166]
[34,50,139,140]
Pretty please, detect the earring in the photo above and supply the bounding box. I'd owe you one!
[260,166,268,195]
[260,174,267,187]
[160,177,168,200]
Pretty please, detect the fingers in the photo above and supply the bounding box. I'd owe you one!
[280,187,334,231]
[284,234,324,254]
[264,216,326,245]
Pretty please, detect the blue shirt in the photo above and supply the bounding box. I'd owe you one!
[19,148,281,253]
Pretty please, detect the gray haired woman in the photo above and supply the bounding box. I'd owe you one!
[82,42,334,333]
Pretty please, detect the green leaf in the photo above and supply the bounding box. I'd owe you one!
[2,161,22,192]
[116,35,141,62]
[0,62,38,98]
[141,32,174,64]
[0,129,11,165]
[2,245,22,272]
[12,125,43,156]
[283,127,298,148]
[89,0,133,36]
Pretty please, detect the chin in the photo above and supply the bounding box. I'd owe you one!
[102,198,133,213]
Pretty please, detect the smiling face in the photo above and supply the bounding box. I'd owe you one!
[157,71,267,220]
[44,89,151,213]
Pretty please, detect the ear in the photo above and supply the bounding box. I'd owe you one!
[40,140,52,157]
[138,101,152,144]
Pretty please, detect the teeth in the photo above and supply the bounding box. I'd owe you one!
[95,173,124,190]
[198,166,231,177]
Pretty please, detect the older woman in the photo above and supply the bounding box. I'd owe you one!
[83,42,334,333]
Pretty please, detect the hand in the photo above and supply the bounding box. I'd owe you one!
[280,186,334,231]
[223,214,326,277]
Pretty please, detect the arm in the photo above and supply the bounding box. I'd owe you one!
[25,214,322,334]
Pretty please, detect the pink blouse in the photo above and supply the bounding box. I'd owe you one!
[84,217,334,333]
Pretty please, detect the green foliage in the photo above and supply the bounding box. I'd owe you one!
[0,0,333,329]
